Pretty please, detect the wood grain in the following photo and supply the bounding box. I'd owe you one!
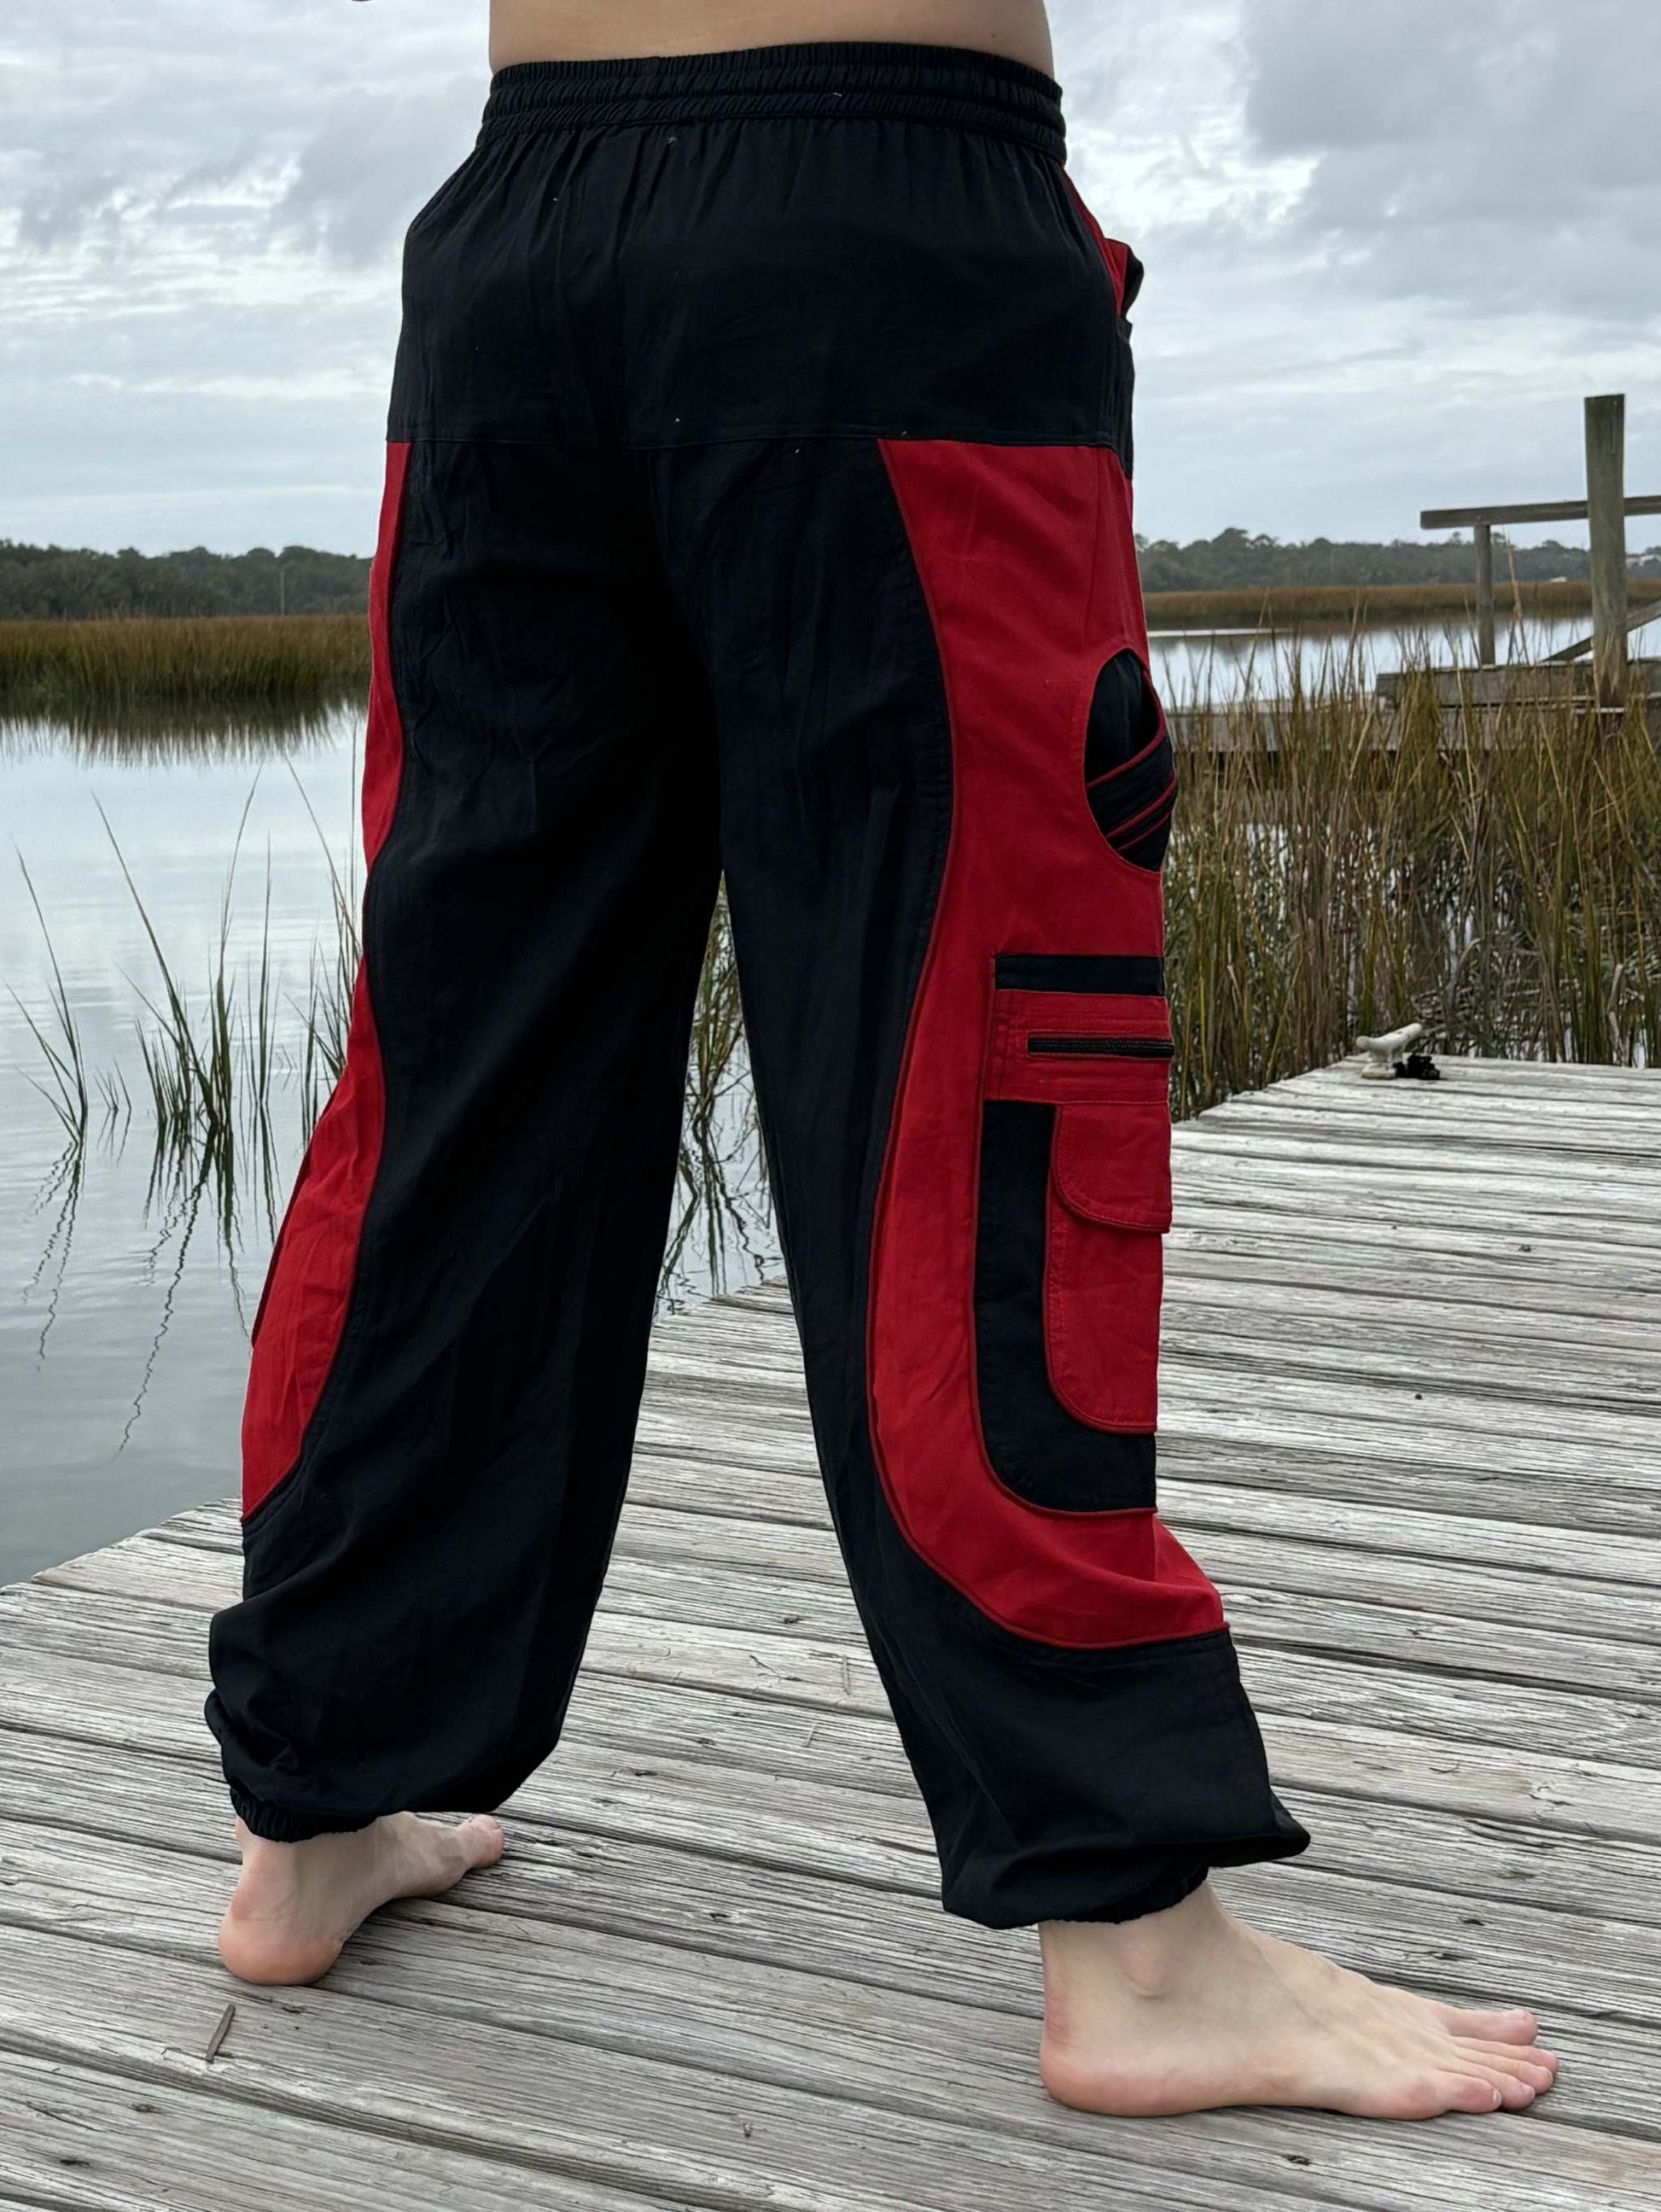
[3,1054,1657,2207]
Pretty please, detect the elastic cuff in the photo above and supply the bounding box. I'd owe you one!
[1060,1857,1211,1926]
[228,1785,376,1844]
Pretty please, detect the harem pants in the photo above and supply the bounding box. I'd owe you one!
[206,42,1308,1926]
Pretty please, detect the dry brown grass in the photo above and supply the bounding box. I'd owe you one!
[0,615,369,733]
[1164,664,1660,1116]
[1145,579,1661,629]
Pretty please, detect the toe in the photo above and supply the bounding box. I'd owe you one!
[1475,2051,1557,2095]
[1445,2073,1506,2115]
[459,1815,506,1870]
[1436,2002,1539,2045]
[1486,2070,1536,2111]
[1452,2040,1556,2108]
[1461,2038,1558,2082]
[388,1814,504,1901]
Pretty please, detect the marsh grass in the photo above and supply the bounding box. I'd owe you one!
[99,791,291,1256]
[664,896,773,1304]
[1164,659,1659,1114]
[0,616,370,738]
[15,790,770,1307]
[9,857,94,1143]
[1145,578,1661,630]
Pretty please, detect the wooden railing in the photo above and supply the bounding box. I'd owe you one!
[1421,394,1661,705]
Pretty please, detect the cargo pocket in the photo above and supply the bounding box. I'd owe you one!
[974,956,1172,1513]
[1046,1094,1172,1433]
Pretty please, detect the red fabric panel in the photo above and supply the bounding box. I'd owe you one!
[984,989,1171,1102]
[1052,1100,1173,1232]
[1046,1100,1170,1429]
[241,442,411,1517]
[1062,174,1130,314]
[872,440,1221,1647]
[1046,1175,1163,1432]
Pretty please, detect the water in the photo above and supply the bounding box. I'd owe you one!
[0,715,362,1581]
[0,706,775,1582]
[0,612,1622,1580]
[1146,610,1602,702]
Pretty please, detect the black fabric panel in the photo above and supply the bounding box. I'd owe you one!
[391,55,1128,458]
[650,432,953,1520]
[1084,648,1177,872]
[974,1101,1157,1512]
[994,953,1165,995]
[207,435,722,1835]
[1118,810,1178,869]
[912,1621,1308,1929]
[1027,1035,1174,1059]
[483,44,1069,161]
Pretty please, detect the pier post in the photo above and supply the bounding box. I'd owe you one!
[1584,394,1628,709]
[1472,522,1496,666]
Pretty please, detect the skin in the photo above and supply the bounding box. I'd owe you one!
[486,0,1055,72]
[223,0,1560,2122]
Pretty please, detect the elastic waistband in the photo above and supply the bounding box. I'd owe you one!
[481,41,1065,161]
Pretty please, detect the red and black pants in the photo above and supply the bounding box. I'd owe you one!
[206,43,1307,1926]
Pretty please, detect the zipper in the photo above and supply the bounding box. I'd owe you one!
[1026,1034,1174,1059]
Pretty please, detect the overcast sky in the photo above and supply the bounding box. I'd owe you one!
[2,0,1657,555]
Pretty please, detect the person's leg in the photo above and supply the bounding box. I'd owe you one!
[631,42,1556,2115]
[208,321,720,1977]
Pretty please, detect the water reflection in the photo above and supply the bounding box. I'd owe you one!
[0,703,349,763]
[1,705,774,1580]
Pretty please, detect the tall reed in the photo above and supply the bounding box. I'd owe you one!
[663,896,773,1304]
[1163,659,1659,1116]
[15,804,771,1303]
[8,858,104,1140]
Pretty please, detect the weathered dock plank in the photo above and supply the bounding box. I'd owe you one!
[2,1053,1656,2207]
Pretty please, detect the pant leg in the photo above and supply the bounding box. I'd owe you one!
[209,45,1308,1907]
[630,58,1308,1928]
[206,423,720,1838]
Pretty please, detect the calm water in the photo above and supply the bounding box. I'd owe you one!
[1148,610,1599,698]
[0,715,363,1580]
[0,612,1607,1580]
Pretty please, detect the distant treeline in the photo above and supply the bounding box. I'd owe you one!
[6,527,1661,621]
[1138,528,1661,593]
[0,541,372,620]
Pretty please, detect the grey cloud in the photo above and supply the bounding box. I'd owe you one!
[15,169,126,253]
[0,0,1654,552]
[1,0,483,271]
[278,79,481,266]
[1236,0,1661,319]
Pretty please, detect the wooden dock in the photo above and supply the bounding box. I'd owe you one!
[3,1055,1658,2209]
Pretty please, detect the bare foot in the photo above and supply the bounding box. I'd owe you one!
[217,1812,505,1986]
[1040,1882,1559,2119]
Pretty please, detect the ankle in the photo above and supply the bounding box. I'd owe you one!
[1041,1882,1227,2016]
[225,1827,308,1903]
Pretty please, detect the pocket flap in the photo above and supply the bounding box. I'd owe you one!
[1051,1101,1172,1233]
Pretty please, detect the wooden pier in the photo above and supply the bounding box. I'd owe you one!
[3,1055,1658,2209]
